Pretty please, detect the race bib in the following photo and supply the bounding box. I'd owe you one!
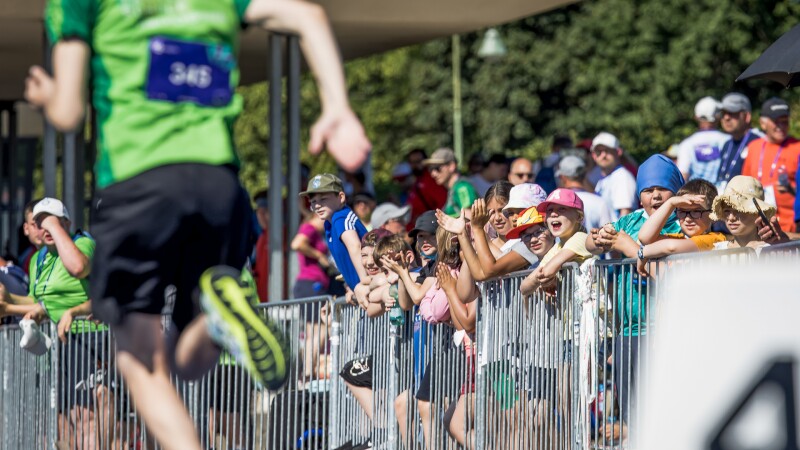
[146,37,234,107]
[764,185,777,207]
[694,144,721,162]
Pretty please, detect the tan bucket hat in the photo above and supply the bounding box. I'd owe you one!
[710,175,776,221]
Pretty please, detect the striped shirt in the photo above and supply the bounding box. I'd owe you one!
[325,206,368,290]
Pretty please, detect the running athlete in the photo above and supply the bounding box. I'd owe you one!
[25,1,370,449]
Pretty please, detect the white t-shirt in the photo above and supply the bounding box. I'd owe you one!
[594,166,638,222]
[574,189,613,230]
[500,238,539,266]
[676,129,730,184]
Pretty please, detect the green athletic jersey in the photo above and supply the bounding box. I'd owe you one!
[28,236,95,324]
[443,178,479,217]
[44,0,252,188]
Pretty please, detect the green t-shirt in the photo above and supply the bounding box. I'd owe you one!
[444,178,479,217]
[612,209,682,336]
[28,236,95,324]
[44,0,251,188]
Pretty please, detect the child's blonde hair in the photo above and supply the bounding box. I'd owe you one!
[435,227,461,270]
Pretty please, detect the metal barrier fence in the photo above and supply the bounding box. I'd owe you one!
[577,248,756,450]
[476,264,579,450]
[0,295,334,450]
[1,247,796,450]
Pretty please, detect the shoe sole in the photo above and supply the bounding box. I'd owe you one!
[200,266,290,390]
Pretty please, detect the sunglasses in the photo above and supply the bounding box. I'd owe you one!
[511,172,534,179]
[676,209,711,219]
[591,147,615,156]
[429,165,445,173]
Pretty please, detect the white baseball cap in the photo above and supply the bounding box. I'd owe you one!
[32,197,70,221]
[503,183,548,210]
[694,96,721,122]
[371,203,411,229]
[590,132,620,152]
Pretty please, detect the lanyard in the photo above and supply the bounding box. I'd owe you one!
[757,139,786,181]
[721,131,750,181]
[33,252,57,298]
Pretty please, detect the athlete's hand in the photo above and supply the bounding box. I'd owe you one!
[309,108,371,173]
[24,66,55,109]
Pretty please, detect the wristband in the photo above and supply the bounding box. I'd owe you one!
[38,300,48,316]
[637,245,645,261]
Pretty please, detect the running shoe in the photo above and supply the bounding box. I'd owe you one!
[200,265,290,390]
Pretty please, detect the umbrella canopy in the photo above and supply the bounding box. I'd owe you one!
[737,24,800,88]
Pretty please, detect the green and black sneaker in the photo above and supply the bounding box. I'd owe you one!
[200,266,291,390]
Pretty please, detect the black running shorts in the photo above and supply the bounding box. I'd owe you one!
[90,164,253,332]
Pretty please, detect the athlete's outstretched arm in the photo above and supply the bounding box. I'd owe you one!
[25,40,89,131]
[244,0,371,172]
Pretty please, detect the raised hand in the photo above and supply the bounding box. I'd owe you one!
[435,264,456,293]
[470,199,490,229]
[436,209,466,235]
[756,215,789,244]
[309,108,371,173]
[380,255,406,275]
[670,194,706,209]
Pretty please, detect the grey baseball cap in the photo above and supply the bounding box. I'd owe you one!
[555,155,587,179]
[720,93,751,113]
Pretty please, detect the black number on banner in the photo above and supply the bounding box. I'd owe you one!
[709,358,798,450]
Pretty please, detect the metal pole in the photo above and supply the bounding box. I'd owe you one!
[63,131,76,232]
[452,35,463,170]
[0,106,7,252]
[287,35,301,294]
[8,106,18,254]
[268,33,285,302]
[43,43,57,198]
[62,127,85,231]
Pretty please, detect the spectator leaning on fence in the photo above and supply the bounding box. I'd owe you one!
[742,97,800,233]
[635,179,725,277]
[0,198,94,334]
[0,198,110,446]
[585,154,685,429]
[709,176,776,252]
[586,154,685,259]
[520,189,592,296]
[505,206,557,269]
[303,173,369,301]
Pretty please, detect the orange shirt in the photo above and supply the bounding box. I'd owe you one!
[741,137,800,232]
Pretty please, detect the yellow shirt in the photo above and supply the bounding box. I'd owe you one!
[540,231,592,267]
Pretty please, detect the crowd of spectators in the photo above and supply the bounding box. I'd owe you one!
[0,92,797,449]
[270,91,798,448]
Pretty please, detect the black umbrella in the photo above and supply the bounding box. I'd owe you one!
[737,24,800,88]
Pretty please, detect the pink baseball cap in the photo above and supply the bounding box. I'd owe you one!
[536,188,584,214]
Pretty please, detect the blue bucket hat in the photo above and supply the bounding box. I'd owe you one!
[636,154,685,195]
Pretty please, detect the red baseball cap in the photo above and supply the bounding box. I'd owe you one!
[536,188,584,214]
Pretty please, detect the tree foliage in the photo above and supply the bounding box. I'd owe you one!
[234,0,800,196]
